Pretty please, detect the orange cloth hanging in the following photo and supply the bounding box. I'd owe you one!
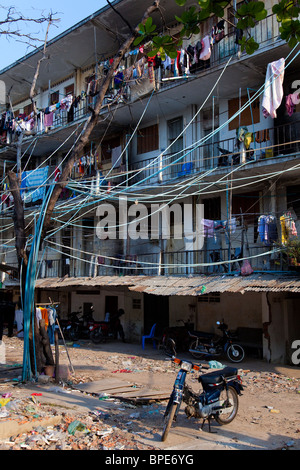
[40,308,49,330]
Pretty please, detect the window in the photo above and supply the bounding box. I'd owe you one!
[287,186,300,218]
[65,84,74,96]
[132,298,141,309]
[232,191,260,225]
[168,117,183,176]
[198,293,220,302]
[101,136,121,162]
[204,197,221,220]
[51,91,59,105]
[228,94,260,131]
[137,124,159,154]
[23,103,33,117]
[227,1,247,35]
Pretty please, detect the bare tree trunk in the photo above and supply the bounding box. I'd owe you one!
[8,170,28,269]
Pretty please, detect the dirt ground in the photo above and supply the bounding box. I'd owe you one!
[0,332,300,451]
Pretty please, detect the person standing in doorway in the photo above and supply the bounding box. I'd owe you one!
[111,308,125,342]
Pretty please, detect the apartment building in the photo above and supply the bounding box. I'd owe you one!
[0,0,299,364]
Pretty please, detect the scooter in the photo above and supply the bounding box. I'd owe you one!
[161,349,243,441]
[67,307,95,341]
[162,319,195,352]
[89,321,115,343]
[188,321,245,363]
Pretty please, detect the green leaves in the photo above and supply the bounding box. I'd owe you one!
[238,36,260,55]
[133,17,157,46]
[197,0,229,18]
[273,0,300,48]
[132,0,299,60]
[273,0,300,22]
[175,7,201,37]
[147,35,179,60]
[134,16,178,59]
[236,1,267,29]
[279,19,300,48]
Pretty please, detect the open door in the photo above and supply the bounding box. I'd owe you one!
[144,293,169,337]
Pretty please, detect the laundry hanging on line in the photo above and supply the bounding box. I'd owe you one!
[280,211,298,245]
[20,166,49,203]
[258,215,278,245]
[262,58,285,119]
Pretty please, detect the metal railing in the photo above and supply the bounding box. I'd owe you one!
[3,242,291,281]
[30,15,281,138]
[28,245,287,280]
[129,120,300,184]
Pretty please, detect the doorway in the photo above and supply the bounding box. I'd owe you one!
[105,296,118,318]
[144,293,169,337]
[168,117,184,177]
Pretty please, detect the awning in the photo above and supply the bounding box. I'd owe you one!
[34,273,300,295]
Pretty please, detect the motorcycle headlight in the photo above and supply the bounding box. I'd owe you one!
[181,361,192,372]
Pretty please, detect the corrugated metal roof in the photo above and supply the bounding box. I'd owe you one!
[35,273,300,295]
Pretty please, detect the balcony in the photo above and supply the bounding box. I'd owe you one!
[129,120,300,186]
[30,245,291,281]
[0,12,282,161]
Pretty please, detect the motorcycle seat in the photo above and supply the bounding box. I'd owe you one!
[189,330,214,339]
[199,367,237,386]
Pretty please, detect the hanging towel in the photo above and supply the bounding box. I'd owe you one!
[262,58,285,118]
[44,112,54,127]
[199,36,211,61]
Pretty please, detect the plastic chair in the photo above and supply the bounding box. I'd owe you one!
[142,323,157,349]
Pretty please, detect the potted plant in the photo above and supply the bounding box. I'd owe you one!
[281,239,300,267]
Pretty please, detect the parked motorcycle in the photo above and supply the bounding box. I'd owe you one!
[161,319,199,353]
[67,307,95,341]
[161,349,243,441]
[89,321,115,344]
[188,321,245,363]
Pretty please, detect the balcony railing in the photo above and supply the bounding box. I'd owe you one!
[209,13,280,69]
[129,120,300,185]
[27,15,281,139]
[28,245,288,280]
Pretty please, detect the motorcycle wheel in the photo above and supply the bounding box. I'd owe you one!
[189,341,205,359]
[90,328,106,344]
[68,326,79,342]
[164,337,176,357]
[214,385,238,425]
[161,402,177,442]
[226,343,245,363]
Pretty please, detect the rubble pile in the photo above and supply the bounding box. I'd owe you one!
[0,391,159,450]
[240,370,300,394]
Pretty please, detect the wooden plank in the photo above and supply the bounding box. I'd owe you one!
[73,379,170,403]
[74,379,139,394]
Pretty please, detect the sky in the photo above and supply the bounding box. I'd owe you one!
[0,1,109,70]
